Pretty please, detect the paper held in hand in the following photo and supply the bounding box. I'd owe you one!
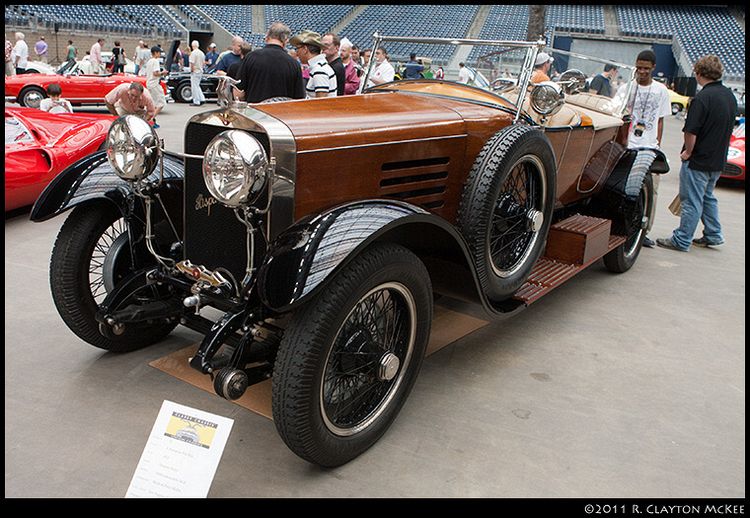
[126,400,234,498]
[668,194,682,217]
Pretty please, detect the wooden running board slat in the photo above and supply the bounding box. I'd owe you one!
[513,230,629,305]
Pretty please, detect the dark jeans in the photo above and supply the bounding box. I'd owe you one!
[113,63,124,73]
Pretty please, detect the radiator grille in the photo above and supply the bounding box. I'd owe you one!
[183,123,269,281]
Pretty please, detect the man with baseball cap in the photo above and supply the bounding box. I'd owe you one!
[531,52,554,83]
[205,42,219,71]
[291,30,337,98]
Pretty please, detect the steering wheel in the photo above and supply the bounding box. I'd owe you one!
[557,69,587,95]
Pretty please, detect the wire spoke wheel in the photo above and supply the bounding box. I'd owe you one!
[457,125,556,301]
[49,203,177,352]
[488,155,546,278]
[321,282,416,436]
[272,243,432,466]
[89,217,127,304]
[603,174,654,273]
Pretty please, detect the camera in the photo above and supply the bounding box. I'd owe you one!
[633,120,646,137]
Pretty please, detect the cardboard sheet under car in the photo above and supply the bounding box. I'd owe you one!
[150,303,489,419]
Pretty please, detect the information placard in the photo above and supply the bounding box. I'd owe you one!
[126,400,234,498]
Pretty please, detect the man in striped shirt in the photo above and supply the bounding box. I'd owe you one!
[291,31,337,99]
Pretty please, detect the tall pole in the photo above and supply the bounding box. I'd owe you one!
[53,22,60,65]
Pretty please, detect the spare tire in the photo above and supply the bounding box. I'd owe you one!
[457,124,556,301]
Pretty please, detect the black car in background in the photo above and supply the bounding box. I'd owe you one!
[165,40,220,103]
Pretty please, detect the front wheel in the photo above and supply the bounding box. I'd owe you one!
[19,86,46,108]
[603,174,654,273]
[49,202,177,352]
[272,243,433,467]
[671,103,682,115]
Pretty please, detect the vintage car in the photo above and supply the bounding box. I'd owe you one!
[24,60,57,75]
[165,40,219,103]
[5,106,115,211]
[722,121,745,182]
[30,36,668,467]
[5,61,154,109]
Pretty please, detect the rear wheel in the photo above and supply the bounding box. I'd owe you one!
[272,243,432,467]
[671,103,682,115]
[50,203,177,352]
[603,174,653,273]
[176,82,192,103]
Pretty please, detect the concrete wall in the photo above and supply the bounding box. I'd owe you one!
[567,38,652,78]
[5,25,177,67]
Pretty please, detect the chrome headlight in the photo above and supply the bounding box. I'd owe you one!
[203,130,269,207]
[530,81,564,116]
[106,115,161,181]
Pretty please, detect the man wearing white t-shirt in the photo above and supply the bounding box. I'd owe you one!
[90,38,105,75]
[457,62,471,84]
[189,40,206,106]
[614,49,672,247]
[363,47,394,91]
[144,46,168,127]
[13,32,28,74]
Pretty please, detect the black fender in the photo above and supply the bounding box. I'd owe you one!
[587,147,669,234]
[606,148,669,197]
[29,150,185,223]
[256,199,525,318]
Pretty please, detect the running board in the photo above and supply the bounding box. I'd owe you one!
[514,214,626,305]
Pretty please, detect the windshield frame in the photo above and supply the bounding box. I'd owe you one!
[362,33,545,123]
[543,47,637,117]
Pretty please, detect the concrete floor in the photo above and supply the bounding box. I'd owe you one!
[5,99,745,497]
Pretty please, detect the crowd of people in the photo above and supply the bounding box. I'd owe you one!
[4,24,740,252]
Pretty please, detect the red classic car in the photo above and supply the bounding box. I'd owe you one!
[4,62,157,109]
[722,122,745,182]
[5,107,115,211]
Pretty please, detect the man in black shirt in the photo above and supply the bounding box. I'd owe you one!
[234,22,305,103]
[657,55,737,252]
[587,63,618,98]
[322,33,345,97]
[227,42,252,80]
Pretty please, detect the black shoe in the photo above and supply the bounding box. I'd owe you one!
[642,236,655,248]
[692,236,724,247]
[656,237,688,252]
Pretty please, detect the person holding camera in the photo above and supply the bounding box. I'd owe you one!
[614,50,671,248]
